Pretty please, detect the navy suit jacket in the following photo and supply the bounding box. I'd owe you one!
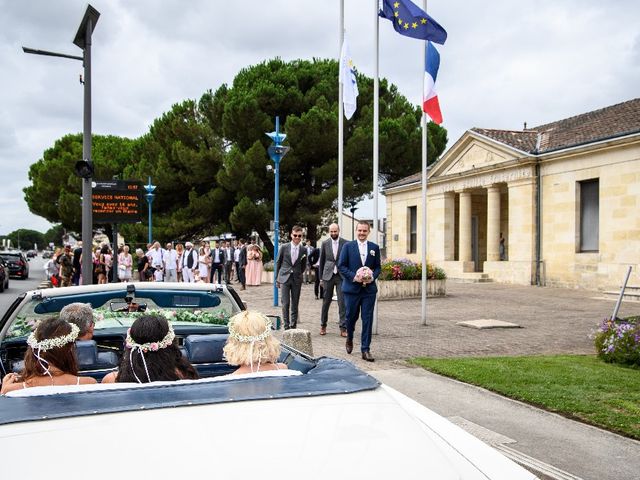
[338,240,381,296]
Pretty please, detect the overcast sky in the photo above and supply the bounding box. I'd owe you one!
[1,0,638,236]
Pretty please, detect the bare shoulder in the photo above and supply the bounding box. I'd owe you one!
[80,376,98,385]
[101,372,117,384]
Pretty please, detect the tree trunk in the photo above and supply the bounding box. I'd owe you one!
[258,228,274,259]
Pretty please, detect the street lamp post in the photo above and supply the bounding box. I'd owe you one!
[266,116,290,307]
[22,4,100,286]
[349,202,358,240]
[144,177,156,245]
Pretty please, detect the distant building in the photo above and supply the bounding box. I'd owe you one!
[384,98,640,290]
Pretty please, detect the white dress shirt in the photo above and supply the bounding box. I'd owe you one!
[357,240,368,266]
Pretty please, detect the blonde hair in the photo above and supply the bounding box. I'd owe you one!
[223,311,281,366]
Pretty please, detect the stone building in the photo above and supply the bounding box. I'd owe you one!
[383,98,640,290]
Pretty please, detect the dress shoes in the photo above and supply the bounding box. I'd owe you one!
[345,339,353,354]
[320,326,327,335]
[361,351,375,362]
[340,328,347,338]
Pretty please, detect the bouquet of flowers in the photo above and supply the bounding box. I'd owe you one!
[355,266,374,285]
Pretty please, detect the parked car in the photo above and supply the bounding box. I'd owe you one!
[41,250,53,259]
[25,250,37,259]
[0,251,29,279]
[0,260,8,292]
[0,282,536,479]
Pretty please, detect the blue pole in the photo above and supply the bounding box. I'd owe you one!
[144,176,156,246]
[148,200,152,244]
[273,116,280,307]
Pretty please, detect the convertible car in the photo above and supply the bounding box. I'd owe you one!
[0,283,537,479]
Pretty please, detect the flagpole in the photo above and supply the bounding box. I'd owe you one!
[421,0,428,325]
[338,0,345,233]
[372,0,380,335]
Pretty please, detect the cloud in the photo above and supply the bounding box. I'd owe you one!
[0,0,638,233]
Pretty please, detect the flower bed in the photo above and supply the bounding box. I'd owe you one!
[593,316,640,366]
[378,259,446,300]
[379,258,446,281]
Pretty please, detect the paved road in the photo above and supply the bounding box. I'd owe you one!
[242,279,640,480]
[0,255,46,313]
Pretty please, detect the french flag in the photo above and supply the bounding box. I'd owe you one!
[423,41,443,124]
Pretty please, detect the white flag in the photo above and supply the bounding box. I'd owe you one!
[339,37,358,120]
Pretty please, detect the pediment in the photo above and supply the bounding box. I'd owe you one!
[430,132,521,179]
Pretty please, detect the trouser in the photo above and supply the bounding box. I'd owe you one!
[320,274,346,329]
[224,262,233,283]
[235,261,246,286]
[182,267,195,283]
[164,269,177,282]
[281,276,302,329]
[210,263,223,283]
[312,267,323,298]
[344,292,376,353]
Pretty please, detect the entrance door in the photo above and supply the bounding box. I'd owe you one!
[471,215,480,272]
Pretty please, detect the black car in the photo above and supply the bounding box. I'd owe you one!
[0,251,29,279]
[26,250,37,258]
[0,259,8,292]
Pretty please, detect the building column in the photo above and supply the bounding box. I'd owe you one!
[459,191,472,262]
[487,185,501,261]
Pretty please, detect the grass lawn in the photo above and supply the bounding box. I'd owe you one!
[410,355,640,440]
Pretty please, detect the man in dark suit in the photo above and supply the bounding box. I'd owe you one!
[235,238,247,290]
[276,225,307,330]
[319,223,347,336]
[72,242,83,286]
[209,240,225,284]
[308,245,322,299]
[337,220,381,362]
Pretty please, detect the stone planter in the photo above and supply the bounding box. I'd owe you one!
[261,270,274,284]
[377,279,446,300]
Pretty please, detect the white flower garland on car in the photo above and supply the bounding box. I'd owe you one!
[27,323,79,352]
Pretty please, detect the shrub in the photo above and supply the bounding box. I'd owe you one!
[379,258,446,281]
[593,316,640,366]
[263,260,274,272]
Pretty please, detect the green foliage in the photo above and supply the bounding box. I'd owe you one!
[412,355,640,440]
[379,258,446,280]
[593,317,640,366]
[4,229,45,251]
[24,58,448,249]
[43,225,66,248]
[24,134,136,232]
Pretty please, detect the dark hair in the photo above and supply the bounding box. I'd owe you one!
[291,225,303,233]
[22,317,78,379]
[116,315,198,383]
[100,244,110,255]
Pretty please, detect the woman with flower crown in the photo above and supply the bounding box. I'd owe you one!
[1,317,97,394]
[102,314,199,383]
[223,310,288,375]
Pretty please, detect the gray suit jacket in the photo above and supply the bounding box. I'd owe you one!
[319,237,347,281]
[276,242,307,284]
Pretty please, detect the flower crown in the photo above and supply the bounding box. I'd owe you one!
[228,313,272,343]
[126,323,175,352]
[27,323,79,352]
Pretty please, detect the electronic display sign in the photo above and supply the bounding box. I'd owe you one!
[92,180,144,224]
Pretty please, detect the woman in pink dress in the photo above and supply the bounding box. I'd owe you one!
[245,245,263,286]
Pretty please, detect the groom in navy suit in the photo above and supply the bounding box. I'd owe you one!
[338,220,381,362]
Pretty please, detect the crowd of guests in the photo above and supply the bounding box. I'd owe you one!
[45,238,266,289]
[1,308,286,394]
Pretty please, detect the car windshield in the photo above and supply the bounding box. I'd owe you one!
[0,254,21,261]
[4,290,239,340]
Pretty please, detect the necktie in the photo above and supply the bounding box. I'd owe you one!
[291,245,298,264]
[332,241,338,273]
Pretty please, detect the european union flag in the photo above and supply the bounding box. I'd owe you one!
[379,0,447,44]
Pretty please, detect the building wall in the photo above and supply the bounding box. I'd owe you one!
[541,141,640,289]
[385,187,424,262]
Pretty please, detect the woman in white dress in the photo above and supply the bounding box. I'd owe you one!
[118,245,133,282]
[198,246,209,283]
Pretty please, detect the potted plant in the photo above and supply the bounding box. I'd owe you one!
[377,259,446,300]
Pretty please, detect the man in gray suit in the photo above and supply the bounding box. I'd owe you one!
[276,225,307,329]
[319,223,347,336]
